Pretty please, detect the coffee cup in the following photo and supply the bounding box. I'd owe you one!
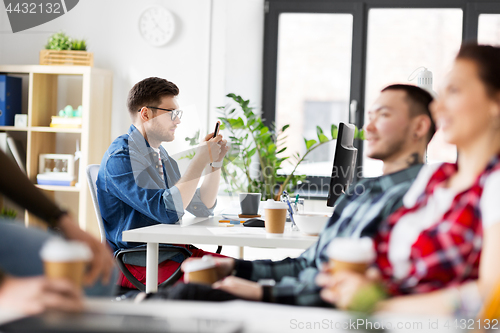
[326,237,375,274]
[263,199,288,234]
[239,193,261,216]
[40,238,92,288]
[183,255,218,285]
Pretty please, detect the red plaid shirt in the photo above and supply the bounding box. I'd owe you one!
[375,154,500,295]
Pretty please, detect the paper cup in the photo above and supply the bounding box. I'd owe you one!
[326,237,375,274]
[40,238,92,288]
[263,200,288,234]
[183,255,218,285]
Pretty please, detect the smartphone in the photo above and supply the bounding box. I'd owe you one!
[213,121,220,138]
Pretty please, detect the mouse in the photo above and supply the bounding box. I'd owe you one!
[243,218,265,227]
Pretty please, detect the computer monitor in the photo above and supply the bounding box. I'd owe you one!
[326,122,358,207]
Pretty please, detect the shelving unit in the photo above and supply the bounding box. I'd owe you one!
[0,65,112,237]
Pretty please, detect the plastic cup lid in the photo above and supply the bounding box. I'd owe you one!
[263,199,288,209]
[183,255,216,273]
[326,237,375,263]
[40,238,92,262]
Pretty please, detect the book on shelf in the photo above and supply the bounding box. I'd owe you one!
[49,116,82,129]
[0,132,26,173]
[0,75,22,126]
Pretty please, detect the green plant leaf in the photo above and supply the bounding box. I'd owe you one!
[0,207,17,219]
[304,138,317,150]
[331,124,338,139]
[354,126,359,139]
[318,134,329,143]
[184,130,200,146]
[70,39,87,51]
[248,148,257,158]
[281,124,290,132]
[228,117,245,129]
[278,135,288,142]
[276,147,286,154]
[260,127,269,135]
[267,144,276,153]
[45,32,71,50]
[358,129,365,140]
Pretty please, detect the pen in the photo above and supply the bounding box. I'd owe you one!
[282,191,297,228]
[295,194,299,204]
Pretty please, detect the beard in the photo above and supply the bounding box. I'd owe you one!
[366,125,411,161]
[145,120,175,144]
[367,138,406,161]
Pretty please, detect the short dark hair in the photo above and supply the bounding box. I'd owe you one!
[456,43,500,98]
[381,84,436,143]
[127,77,179,116]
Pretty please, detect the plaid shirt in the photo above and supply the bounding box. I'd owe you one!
[234,165,422,306]
[376,155,500,295]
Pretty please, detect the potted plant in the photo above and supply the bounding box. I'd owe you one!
[40,32,93,66]
[184,94,364,200]
[0,207,17,220]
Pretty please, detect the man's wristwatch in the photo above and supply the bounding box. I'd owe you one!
[210,161,223,168]
[258,279,276,302]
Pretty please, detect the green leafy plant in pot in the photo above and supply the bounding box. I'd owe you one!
[0,207,17,220]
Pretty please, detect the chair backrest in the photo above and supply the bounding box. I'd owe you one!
[86,164,106,243]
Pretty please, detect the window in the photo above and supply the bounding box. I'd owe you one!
[363,8,462,176]
[263,0,500,186]
[478,14,500,45]
[275,13,353,177]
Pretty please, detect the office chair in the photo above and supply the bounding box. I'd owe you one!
[86,164,190,292]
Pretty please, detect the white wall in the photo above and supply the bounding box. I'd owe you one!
[0,0,264,149]
[1,2,328,261]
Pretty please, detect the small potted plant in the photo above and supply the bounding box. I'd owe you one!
[0,207,17,220]
[40,32,93,66]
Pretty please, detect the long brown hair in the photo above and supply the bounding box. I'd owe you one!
[456,43,500,98]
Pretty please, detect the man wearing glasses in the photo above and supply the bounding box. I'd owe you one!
[97,77,229,289]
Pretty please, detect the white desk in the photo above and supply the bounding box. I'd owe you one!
[83,298,455,333]
[0,298,456,332]
[85,298,350,333]
[122,216,318,293]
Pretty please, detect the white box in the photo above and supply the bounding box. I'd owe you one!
[14,114,27,127]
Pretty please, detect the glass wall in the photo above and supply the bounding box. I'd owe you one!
[478,14,500,45]
[363,9,462,176]
[275,13,353,177]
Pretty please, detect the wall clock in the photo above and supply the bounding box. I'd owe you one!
[138,6,175,47]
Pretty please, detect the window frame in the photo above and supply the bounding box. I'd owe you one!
[263,0,500,193]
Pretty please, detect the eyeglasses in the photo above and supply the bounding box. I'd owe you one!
[138,106,183,121]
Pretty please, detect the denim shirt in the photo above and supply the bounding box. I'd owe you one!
[97,125,215,252]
